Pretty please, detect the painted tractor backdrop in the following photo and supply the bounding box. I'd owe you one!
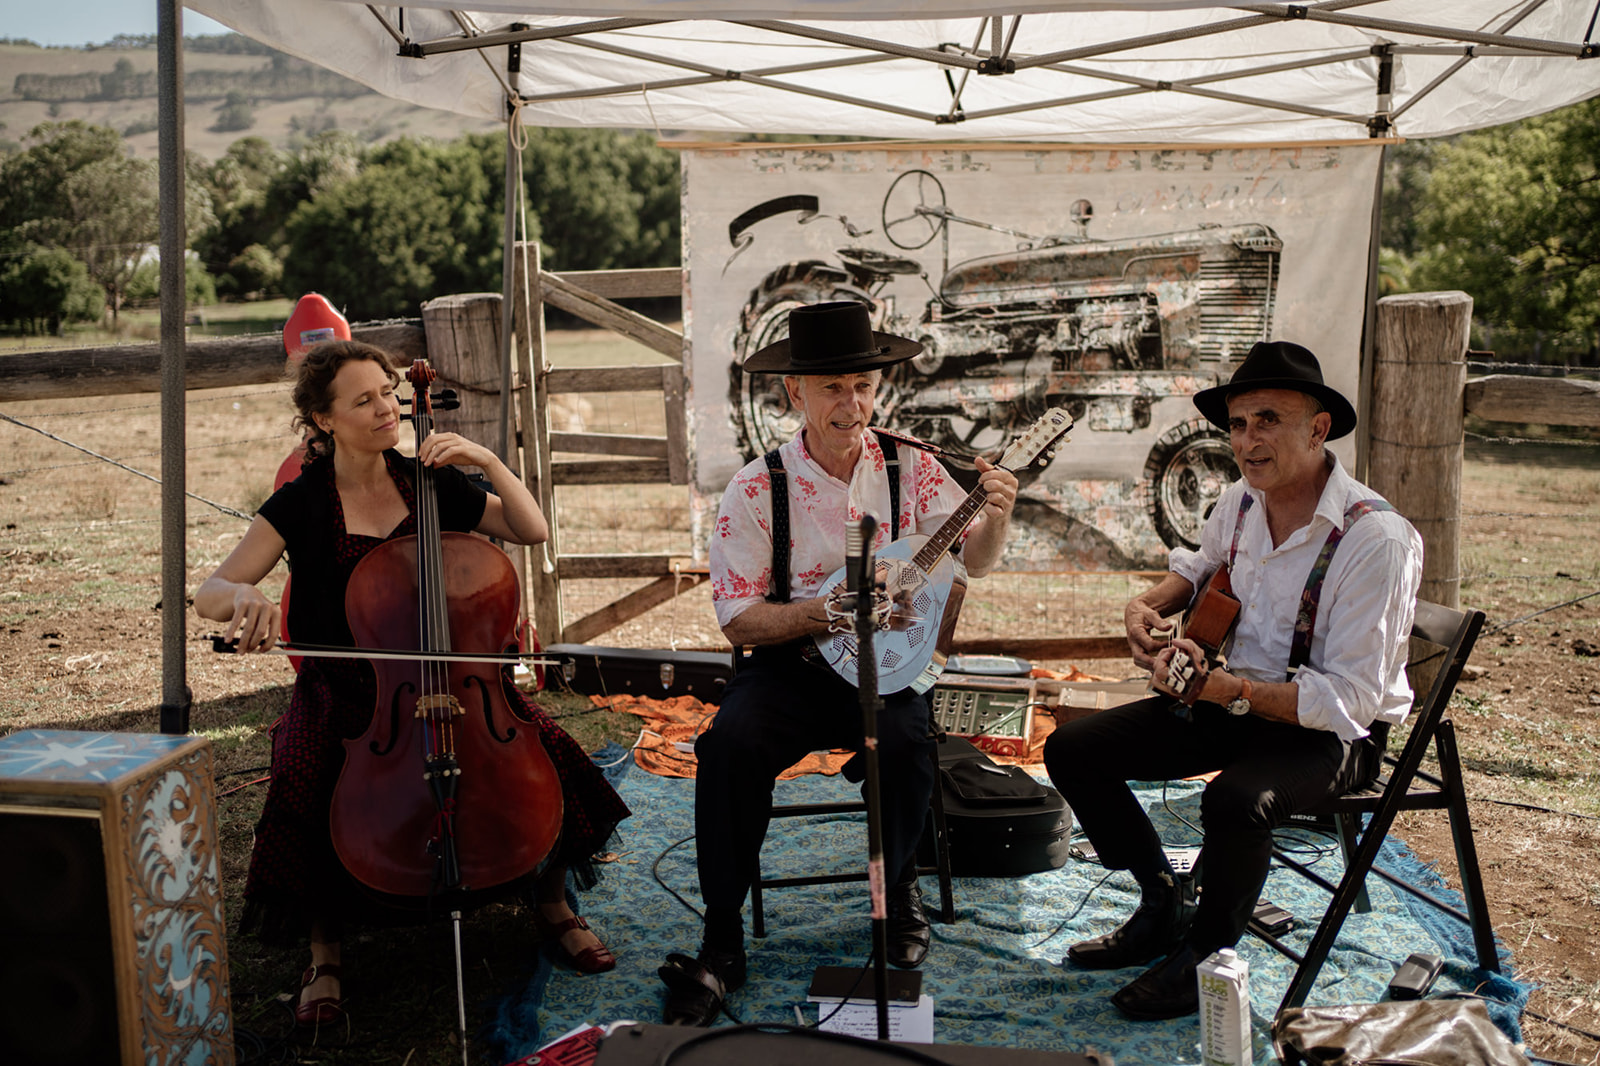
[723,168,1276,563]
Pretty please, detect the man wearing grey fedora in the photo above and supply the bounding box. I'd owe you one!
[1043,340,1424,1020]
[659,301,1019,1027]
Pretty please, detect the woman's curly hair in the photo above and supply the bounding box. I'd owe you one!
[290,340,401,465]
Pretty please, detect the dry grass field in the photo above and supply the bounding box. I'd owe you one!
[0,41,500,160]
[1,323,1597,1063]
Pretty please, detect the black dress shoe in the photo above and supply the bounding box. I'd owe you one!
[1066,876,1196,970]
[886,880,931,969]
[1111,944,1202,1020]
[658,945,746,1027]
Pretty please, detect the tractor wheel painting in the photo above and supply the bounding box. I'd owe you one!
[725,169,1276,548]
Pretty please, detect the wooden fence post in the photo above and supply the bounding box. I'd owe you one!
[511,242,565,644]
[419,292,537,639]
[419,293,507,456]
[1370,291,1472,608]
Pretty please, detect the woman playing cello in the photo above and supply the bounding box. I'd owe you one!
[194,341,630,1026]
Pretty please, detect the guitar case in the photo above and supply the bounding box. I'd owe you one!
[918,737,1074,878]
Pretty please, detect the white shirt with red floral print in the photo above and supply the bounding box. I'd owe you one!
[711,430,967,629]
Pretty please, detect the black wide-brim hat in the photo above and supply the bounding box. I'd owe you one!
[742,300,922,374]
[1192,340,1358,441]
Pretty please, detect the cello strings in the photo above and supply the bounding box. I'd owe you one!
[417,392,446,761]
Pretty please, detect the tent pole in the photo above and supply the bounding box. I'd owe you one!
[158,0,190,735]
[1355,47,1393,485]
[498,37,525,469]
[1356,142,1384,485]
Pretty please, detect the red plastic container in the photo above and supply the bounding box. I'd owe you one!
[282,292,350,362]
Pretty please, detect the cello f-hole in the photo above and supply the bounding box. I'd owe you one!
[370,680,415,756]
[465,674,516,744]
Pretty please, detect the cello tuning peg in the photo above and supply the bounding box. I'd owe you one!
[433,389,461,411]
[659,662,676,690]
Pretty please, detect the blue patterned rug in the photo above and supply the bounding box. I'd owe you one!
[484,746,1525,1065]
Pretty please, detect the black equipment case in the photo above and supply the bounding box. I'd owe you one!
[543,644,733,704]
[918,737,1074,877]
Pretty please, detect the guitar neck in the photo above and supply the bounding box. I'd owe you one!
[912,481,992,571]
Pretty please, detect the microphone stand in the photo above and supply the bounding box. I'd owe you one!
[847,515,892,1040]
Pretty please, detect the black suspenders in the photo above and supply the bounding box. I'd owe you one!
[762,431,902,604]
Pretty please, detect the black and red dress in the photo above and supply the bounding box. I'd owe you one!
[240,449,629,939]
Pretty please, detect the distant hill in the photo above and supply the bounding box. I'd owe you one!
[0,34,499,160]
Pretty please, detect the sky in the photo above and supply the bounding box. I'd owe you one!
[5,3,231,47]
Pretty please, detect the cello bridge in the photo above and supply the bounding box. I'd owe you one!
[415,694,464,719]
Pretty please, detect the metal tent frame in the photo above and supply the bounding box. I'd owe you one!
[156,0,1600,731]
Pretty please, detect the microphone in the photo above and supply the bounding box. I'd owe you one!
[846,514,877,594]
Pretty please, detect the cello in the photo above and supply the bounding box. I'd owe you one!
[328,358,563,901]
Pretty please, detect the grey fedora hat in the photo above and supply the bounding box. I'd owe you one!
[742,300,921,374]
[1192,340,1357,440]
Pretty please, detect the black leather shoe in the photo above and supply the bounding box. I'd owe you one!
[886,880,931,969]
[1066,875,1196,970]
[658,945,747,1027]
[1111,944,1202,1020]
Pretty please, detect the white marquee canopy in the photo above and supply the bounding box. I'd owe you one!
[188,0,1600,142]
[153,0,1600,734]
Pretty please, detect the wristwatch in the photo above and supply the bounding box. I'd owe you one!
[1227,676,1253,716]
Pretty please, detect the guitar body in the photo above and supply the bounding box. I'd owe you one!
[1184,566,1241,655]
[813,534,969,695]
[808,406,1074,697]
[1154,565,1243,703]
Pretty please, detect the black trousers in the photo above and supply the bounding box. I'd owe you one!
[693,645,936,919]
[1043,695,1379,952]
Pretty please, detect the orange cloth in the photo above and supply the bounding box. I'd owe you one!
[593,693,854,780]
[598,659,1129,778]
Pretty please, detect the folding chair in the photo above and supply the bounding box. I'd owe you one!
[1247,600,1496,1012]
[729,648,957,938]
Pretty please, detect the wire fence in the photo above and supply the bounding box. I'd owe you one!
[3,367,1597,658]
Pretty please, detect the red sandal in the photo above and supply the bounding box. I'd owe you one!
[295,962,345,1026]
[534,912,616,974]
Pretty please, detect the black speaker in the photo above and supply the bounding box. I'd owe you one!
[594,1023,1112,1064]
[0,811,121,1065]
[0,730,235,1066]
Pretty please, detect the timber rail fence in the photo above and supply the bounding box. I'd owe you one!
[4,287,1599,654]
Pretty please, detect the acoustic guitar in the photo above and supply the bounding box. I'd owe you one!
[1152,566,1242,703]
[812,407,1074,695]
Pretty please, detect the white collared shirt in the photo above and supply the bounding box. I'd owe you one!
[1167,452,1424,741]
[711,430,966,628]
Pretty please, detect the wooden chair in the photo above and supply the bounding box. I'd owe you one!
[1248,600,1496,1011]
[730,648,957,938]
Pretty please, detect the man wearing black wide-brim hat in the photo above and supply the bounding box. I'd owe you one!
[658,302,1019,1026]
[1043,341,1424,1020]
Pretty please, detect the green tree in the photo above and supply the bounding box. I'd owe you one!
[512,128,680,271]
[0,245,103,333]
[212,90,255,133]
[0,121,125,251]
[100,57,140,100]
[0,122,177,324]
[193,137,288,281]
[281,136,496,318]
[224,243,282,297]
[125,252,218,306]
[1409,99,1600,363]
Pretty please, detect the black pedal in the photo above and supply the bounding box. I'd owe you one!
[1252,899,1294,936]
[808,965,921,1004]
[1388,952,1443,1000]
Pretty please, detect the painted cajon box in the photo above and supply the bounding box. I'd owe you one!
[0,730,234,1066]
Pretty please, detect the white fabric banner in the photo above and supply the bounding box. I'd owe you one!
[685,142,1381,569]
